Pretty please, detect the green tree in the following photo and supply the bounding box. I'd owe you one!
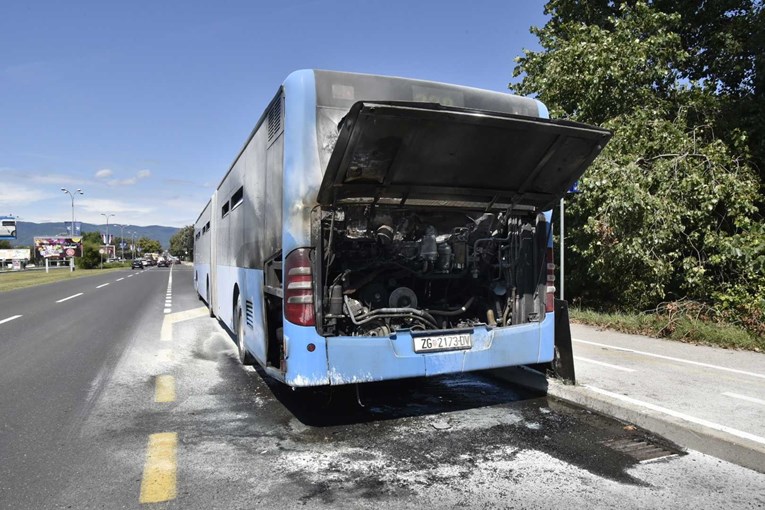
[0,240,12,249]
[169,225,194,260]
[137,237,162,255]
[512,1,765,335]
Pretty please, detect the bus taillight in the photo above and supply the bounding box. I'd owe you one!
[284,248,315,326]
[546,247,555,313]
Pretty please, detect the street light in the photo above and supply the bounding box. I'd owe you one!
[100,213,115,266]
[61,188,83,272]
[116,224,128,260]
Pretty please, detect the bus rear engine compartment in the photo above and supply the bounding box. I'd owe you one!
[318,206,549,337]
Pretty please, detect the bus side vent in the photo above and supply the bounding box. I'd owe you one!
[245,300,254,328]
[267,98,282,141]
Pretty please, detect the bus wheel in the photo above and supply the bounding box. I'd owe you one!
[236,304,255,366]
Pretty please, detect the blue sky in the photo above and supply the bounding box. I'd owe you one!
[0,0,547,228]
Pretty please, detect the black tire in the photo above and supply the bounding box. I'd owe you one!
[236,304,255,365]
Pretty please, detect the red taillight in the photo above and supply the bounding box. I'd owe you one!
[284,248,315,326]
[546,247,555,313]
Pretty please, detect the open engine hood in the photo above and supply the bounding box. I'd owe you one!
[317,101,611,210]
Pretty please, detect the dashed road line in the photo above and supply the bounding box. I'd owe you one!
[56,293,83,303]
[585,385,765,446]
[573,338,765,380]
[116,277,124,281]
[0,315,22,325]
[574,356,636,372]
[96,283,110,289]
[139,432,177,503]
[722,392,765,407]
[154,375,176,403]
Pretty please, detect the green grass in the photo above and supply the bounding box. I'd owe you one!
[0,267,126,292]
[570,308,764,352]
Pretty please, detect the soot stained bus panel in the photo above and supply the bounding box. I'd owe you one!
[317,102,612,211]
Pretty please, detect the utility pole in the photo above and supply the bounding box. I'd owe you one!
[61,188,84,272]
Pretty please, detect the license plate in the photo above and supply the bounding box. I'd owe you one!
[413,333,472,353]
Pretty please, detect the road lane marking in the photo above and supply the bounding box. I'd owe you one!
[160,307,209,342]
[116,277,124,281]
[0,315,22,325]
[573,338,765,380]
[154,375,176,403]
[585,385,765,446]
[56,293,83,303]
[164,308,172,314]
[96,283,110,289]
[139,432,177,503]
[575,356,636,372]
[127,275,133,278]
[722,392,765,407]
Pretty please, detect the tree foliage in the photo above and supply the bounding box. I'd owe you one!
[169,225,194,260]
[512,0,765,336]
[137,237,162,254]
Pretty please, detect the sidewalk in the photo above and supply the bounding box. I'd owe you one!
[551,323,765,473]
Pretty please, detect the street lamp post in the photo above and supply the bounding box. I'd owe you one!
[61,188,84,272]
[130,231,137,259]
[117,224,128,260]
[101,213,115,263]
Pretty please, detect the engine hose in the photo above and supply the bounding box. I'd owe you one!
[344,296,439,328]
[425,297,475,316]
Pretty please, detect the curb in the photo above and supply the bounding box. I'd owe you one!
[488,366,765,474]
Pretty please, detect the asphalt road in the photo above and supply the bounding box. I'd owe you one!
[1,266,764,509]
[0,266,170,508]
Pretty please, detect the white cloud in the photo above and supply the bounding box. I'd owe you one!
[0,183,51,205]
[103,169,151,187]
[95,168,113,179]
[79,198,155,216]
[108,177,137,186]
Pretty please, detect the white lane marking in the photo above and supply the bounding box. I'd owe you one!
[116,278,124,281]
[164,309,171,314]
[97,283,110,289]
[586,385,765,446]
[56,293,84,303]
[0,315,22,325]
[573,338,765,380]
[722,392,765,407]
[574,356,636,372]
[128,275,134,278]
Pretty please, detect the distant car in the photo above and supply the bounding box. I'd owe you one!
[157,259,169,267]
[131,260,144,269]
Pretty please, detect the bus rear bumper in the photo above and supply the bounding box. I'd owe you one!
[283,312,555,387]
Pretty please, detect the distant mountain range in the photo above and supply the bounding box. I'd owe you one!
[8,222,179,249]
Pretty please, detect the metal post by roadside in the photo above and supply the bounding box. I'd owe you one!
[61,188,83,272]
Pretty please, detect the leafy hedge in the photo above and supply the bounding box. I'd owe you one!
[512,1,764,338]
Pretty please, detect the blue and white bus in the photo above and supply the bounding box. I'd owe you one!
[194,70,610,387]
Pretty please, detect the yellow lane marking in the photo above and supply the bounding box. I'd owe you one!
[160,306,209,342]
[154,375,176,403]
[139,432,177,503]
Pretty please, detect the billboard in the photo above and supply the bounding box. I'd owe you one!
[34,237,82,258]
[0,249,30,260]
[0,216,16,240]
